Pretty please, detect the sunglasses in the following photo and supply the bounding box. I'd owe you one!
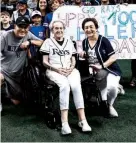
[17,24,29,29]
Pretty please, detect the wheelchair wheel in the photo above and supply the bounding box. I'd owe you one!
[44,87,61,130]
[44,108,61,130]
[45,110,56,129]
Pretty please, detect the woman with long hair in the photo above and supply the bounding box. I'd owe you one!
[36,0,51,24]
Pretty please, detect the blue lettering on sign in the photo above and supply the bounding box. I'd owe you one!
[101,5,116,14]
[118,12,129,25]
[82,7,95,14]
[132,23,136,38]
[107,12,117,25]
[77,27,85,41]
[112,12,116,25]
[130,11,136,23]
[76,8,135,41]
[118,25,128,39]
[104,25,114,40]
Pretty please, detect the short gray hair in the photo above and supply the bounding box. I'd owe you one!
[49,20,66,31]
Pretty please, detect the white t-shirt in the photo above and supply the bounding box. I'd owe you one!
[40,37,76,69]
[87,45,99,74]
[88,47,99,65]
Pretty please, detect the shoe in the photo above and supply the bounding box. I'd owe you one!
[118,84,125,95]
[109,106,118,117]
[130,77,136,87]
[61,122,72,135]
[0,104,2,112]
[78,120,92,132]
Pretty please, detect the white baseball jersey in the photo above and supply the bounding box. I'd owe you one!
[40,37,76,68]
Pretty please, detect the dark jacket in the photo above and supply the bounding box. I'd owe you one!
[82,35,121,76]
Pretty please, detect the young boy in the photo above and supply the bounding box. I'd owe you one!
[0,11,14,31]
[29,10,46,58]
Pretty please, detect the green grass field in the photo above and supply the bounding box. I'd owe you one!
[1,60,136,142]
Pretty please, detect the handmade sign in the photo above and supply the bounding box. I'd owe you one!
[52,5,136,59]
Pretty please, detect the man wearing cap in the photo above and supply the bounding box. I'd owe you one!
[0,16,43,107]
[11,0,32,23]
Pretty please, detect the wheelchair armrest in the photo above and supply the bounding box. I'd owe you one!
[81,74,93,83]
[43,75,57,89]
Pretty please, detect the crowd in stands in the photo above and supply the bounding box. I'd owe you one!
[1,0,135,31]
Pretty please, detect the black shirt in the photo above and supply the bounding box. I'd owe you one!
[56,39,64,46]
[1,24,14,31]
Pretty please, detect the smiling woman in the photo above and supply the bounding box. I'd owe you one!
[80,17,123,118]
[49,20,66,40]
[36,0,50,24]
[40,20,92,135]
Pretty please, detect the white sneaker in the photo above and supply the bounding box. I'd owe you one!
[118,84,125,95]
[61,122,72,135]
[78,120,92,132]
[109,106,118,117]
[0,104,2,112]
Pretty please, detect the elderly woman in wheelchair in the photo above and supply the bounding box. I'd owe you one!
[79,18,122,118]
[40,20,91,135]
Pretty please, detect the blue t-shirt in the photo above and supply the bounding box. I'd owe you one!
[29,25,46,57]
[43,12,53,38]
[30,25,46,40]
[43,12,53,27]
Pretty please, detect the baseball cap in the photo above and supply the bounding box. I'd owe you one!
[18,0,27,4]
[31,10,42,18]
[15,16,30,27]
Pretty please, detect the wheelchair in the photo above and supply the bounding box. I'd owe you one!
[23,57,61,129]
[23,44,109,129]
[77,60,109,117]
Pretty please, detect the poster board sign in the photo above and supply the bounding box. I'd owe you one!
[52,5,136,59]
